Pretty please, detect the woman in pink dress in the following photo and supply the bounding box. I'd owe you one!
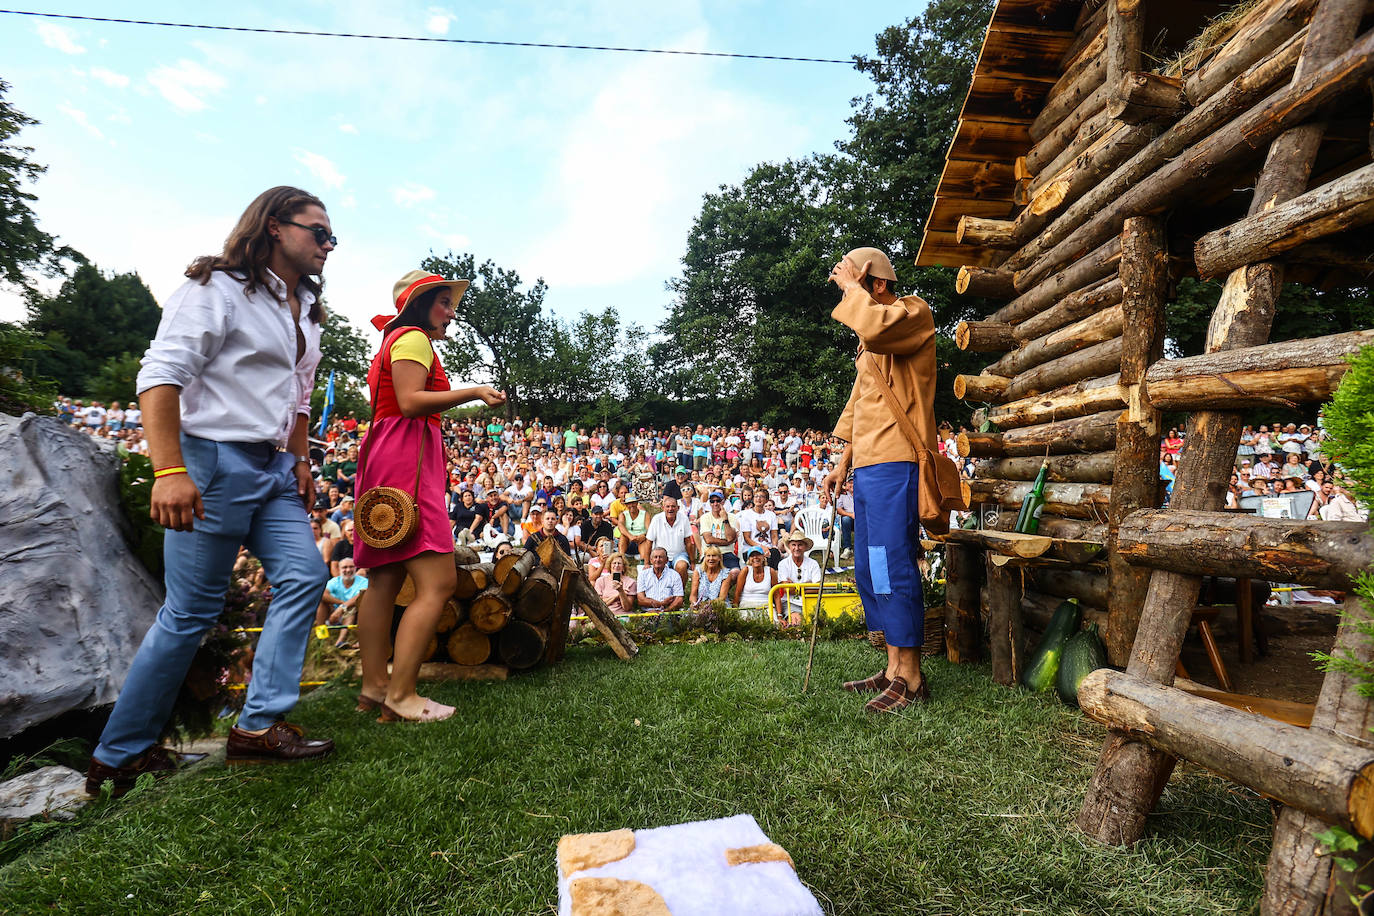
[354,271,505,722]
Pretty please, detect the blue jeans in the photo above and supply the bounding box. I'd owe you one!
[854,462,924,647]
[94,435,329,767]
[839,514,854,552]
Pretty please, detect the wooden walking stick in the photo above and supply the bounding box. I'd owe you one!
[801,506,837,693]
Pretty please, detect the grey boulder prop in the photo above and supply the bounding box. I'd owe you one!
[0,414,163,739]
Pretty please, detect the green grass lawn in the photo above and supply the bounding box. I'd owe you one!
[1,641,1272,915]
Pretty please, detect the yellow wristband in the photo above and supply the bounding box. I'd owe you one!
[153,465,188,479]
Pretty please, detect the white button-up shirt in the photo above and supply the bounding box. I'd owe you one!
[636,566,684,602]
[137,269,323,447]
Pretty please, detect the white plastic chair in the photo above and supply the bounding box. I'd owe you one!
[793,507,839,563]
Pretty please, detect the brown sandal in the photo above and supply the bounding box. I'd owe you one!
[842,671,892,694]
[355,694,384,713]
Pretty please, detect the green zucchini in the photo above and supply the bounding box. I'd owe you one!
[1056,623,1109,706]
[1021,598,1081,692]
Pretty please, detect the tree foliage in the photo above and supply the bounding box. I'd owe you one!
[422,251,551,419]
[1167,277,1374,358]
[0,321,57,415]
[26,261,161,396]
[310,309,372,423]
[0,79,67,291]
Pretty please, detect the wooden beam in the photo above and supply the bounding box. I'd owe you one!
[1104,0,1143,92]
[1194,161,1374,278]
[1107,216,1168,666]
[1078,669,1374,840]
[1021,123,1158,236]
[1144,328,1374,410]
[1000,337,1124,402]
[969,479,1112,521]
[1031,567,1109,609]
[956,430,1004,458]
[986,374,1125,432]
[995,235,1122,322]
[997,409,1120,457]
[1265,601,1374,910]
[986,555,1024,686]
[1025,83,1110,175]
[944,542,981,664]
[1000,24,1308,277]
[1116,509,1374,589]
[954,373,1011,403]
[955,265,1017,298]
[1108,72,1189,124]
[1014,277,1123,341]
[946,528,1052,558]
[988,305,1124,378]
[956,216,1018,248]
[955,320,1018,353]
[974,451,1115,484]
[1015,24,1374,293]
[1184,0,1318,105]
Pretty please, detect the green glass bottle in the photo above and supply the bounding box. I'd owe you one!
[1014,460,1050,534]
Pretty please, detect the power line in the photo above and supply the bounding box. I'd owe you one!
[2,8,855,64]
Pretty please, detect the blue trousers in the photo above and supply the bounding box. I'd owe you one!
[95,435,329,767]
[854,462,925,647]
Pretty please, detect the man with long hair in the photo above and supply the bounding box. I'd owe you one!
[87,186,338,797]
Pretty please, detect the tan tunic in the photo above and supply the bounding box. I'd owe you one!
[831,286,940,469]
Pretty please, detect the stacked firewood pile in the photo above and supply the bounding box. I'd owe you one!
[394,540,638,676]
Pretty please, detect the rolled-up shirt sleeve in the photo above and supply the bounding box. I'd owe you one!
[136,281,232,394]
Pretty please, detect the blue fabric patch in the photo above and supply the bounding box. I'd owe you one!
[868,546,891,595]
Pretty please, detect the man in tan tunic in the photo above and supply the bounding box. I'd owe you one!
[823,247,939,712]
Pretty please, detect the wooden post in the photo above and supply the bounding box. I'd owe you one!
[954,373,1012,403]
[986,555,1023,686]
[955,320,1018,353]
[1077,0,1368,848]
[956,266,1016,298]
[1106,216,1167,666]
[944,543,981,664]
[1264,601,1374,915]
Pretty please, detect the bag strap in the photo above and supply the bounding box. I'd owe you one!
[861,350,924,459]
[357,327,430,502]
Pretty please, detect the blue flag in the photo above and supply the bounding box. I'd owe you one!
[317,369,336,437]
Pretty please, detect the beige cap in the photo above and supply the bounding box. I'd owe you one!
[844,247,897,282]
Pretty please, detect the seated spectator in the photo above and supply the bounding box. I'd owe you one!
[1321,484,1367,522]
[1281,452,1306,479]
[835,478,855,561]
[594,553,637,618]
[698,491,739,570]
[636,546,684,613]
[647,496,695,582]
[581,505,617,559]
[484,489,510,535]
[738,489,781,568]
[690,546,734,607]
[318,560,368,647]
[775,530,821,627]
[524,506,571,554]
[449,489,485,546]
[616,494,650,560]
[330,519,356,576]
[733,546,776,613]
[586,536,615,581]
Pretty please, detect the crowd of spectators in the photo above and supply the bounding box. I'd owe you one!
[53,396,1368,628]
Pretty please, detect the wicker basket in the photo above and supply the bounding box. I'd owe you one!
[866,630,887,650]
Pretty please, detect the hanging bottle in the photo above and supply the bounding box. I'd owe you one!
[1014,460,1050,534]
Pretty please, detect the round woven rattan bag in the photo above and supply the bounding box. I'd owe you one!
[355,485,418,549]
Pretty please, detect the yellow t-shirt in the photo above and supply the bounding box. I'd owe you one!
[390,329,434,369]
[608,497,627,522]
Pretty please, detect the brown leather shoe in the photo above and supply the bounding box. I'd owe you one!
[226,721,334,765]
[85,746,178,797]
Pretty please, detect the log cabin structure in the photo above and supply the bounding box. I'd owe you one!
[917,1,1374,911]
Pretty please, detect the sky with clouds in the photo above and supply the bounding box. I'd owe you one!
[2,1,918,340]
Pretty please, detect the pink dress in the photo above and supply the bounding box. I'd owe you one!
[353,327,454,569]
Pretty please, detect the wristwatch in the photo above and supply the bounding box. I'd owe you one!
[294,455,310,465]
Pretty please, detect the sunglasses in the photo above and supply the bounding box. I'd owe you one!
[279,218,338,248]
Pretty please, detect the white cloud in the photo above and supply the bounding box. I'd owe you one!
[423,226,470,251]
[37,23,85,55]
[294,149,347,190]
[59,104,104,140]
[107,109,133,125]
[147,59,226,113]
[425,9,453,35]
[338,123,359,135]
[392,183,436,207]
[90,67,130,89]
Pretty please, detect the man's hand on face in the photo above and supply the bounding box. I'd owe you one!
[829,256,870,294]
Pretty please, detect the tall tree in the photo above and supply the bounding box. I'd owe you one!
[26,261,161,395]
[0,79,67,291]
[310,309,372,422]
[421,251,550,420]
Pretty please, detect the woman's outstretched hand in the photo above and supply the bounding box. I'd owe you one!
[478,387,507,407]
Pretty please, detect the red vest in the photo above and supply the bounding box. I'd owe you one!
[367,326,449,426]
